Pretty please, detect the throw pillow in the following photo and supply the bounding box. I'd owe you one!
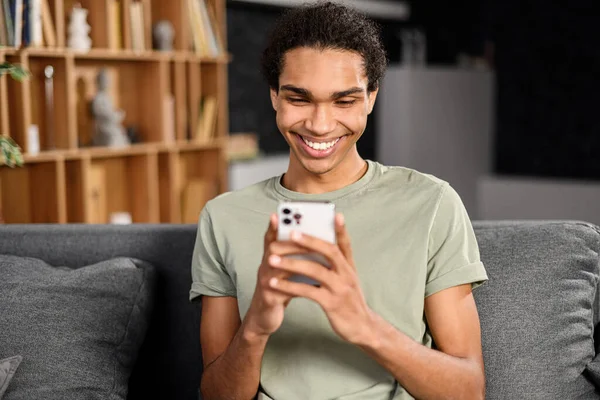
[0,356,22,399]
[472,221,600,399]
[0,255,156,400]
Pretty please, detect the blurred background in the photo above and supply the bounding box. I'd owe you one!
[0,0,598,225]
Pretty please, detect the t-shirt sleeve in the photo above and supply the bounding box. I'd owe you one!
[189,206,237,301]
[425,183,488,297]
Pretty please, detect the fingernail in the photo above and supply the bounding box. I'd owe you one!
[291,231,302,240]
[269,277,278,287]
[269,255,281,265]
[337,214,345,225]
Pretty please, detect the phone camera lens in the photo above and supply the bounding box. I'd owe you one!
[282,208,291,215]
[283,218,292,225]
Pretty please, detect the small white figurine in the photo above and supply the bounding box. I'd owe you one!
[67,4,92,52]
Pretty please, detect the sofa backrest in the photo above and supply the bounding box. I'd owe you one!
[0,224,202,400]
[1,221,599,399]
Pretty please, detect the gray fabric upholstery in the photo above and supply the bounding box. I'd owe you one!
[1,221,599,399]
[0,255,155,400]
[472,220,600,399]
[0,224,200,400]
[0,356,22,399]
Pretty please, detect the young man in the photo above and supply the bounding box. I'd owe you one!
[190,2,488,399]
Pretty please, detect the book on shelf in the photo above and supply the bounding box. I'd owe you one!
[107,0,122,50]
[0,0,7,45]
[129,0,144,51]
[187,0,223,57]
[40,0,55,46]
[30,0,42,46]
[194,95,218,143]
[8,0,22,47]
[163,94,176,143]
[0,0,55,47]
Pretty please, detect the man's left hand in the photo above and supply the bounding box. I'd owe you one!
[267,213,376,346]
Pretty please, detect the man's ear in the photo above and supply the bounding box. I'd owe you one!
[270,88,279,111]
[367,88,379,115]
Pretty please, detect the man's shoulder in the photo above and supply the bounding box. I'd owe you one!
[375,163,448,193]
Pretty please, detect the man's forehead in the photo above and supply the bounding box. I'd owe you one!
[280,49,368,90]
[282,48,366,73]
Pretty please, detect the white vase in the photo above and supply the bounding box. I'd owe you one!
[68,6,92,52]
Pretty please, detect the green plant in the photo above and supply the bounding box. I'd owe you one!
[0,62,29,168]
[0,135,23,167]
[0,62,30,81]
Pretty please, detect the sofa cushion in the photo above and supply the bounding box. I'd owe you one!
[0,356,22,399]
[473,221,600,399]
[0,255,156,400]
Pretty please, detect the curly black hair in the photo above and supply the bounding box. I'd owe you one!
[260,1,388,93]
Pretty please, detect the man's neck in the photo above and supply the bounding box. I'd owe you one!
[281,151,368,194]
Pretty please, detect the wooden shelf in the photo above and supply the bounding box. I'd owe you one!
[4,47,232,62]
[0,0,230,224]
[21,139,224,161]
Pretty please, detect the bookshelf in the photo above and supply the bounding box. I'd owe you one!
[0,0,230,224]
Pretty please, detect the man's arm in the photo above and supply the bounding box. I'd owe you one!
[357,284,485,400]
[199,214,304,399]
[199,296,267,400]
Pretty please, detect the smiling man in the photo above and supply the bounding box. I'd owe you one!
[190,2,489,400]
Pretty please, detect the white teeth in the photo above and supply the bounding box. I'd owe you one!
[302,137,340,150]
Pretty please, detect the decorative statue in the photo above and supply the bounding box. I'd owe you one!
[152,20,175,51]
[90,69,130,147]
[67,4,92,52]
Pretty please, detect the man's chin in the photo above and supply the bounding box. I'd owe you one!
[299,157,337,176]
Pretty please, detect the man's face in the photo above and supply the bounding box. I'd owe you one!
[270,47,378,175]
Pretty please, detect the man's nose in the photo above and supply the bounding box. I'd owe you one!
[305,104,336,135]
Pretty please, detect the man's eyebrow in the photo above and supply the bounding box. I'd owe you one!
[280,85,311,96]
[331,87,364,99]
[280,85,365,99]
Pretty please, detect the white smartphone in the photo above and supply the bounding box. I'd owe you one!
[277,201,336,286]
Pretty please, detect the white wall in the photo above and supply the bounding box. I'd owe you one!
[228,154,289,191]
[478,176,600,225]
[377,66,495,218]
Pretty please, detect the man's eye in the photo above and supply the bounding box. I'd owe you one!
[289,98,309,103]
[336,100,356,106]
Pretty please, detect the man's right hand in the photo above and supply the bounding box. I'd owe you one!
[243,213,306,338]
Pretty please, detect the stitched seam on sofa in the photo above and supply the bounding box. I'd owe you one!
[572,221,600,238]
[110,259,148,395]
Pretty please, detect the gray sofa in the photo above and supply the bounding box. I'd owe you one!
[0,220,599,399]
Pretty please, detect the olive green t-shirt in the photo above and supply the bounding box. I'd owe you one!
[190,160,488,400]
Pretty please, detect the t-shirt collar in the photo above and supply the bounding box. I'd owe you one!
[271,159,378,202]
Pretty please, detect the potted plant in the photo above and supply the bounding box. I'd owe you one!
[0,62,29,222]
